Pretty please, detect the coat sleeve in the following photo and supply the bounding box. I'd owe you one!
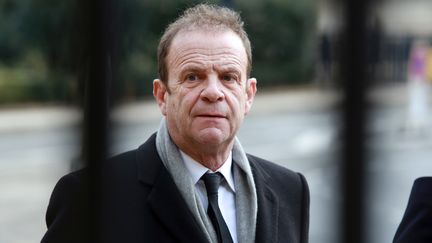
[41,172,91,243]
[393,177,432,243]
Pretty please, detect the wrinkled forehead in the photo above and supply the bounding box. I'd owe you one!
[168,29,248,66]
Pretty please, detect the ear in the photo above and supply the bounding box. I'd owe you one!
[244,78,257,115]
[153,79,168,116]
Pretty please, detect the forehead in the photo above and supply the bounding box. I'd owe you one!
[167,29,248,71]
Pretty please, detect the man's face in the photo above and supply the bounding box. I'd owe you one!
[154,29,256,152]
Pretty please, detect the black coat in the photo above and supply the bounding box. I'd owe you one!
[393,177,432,243]
[41,133,309,243]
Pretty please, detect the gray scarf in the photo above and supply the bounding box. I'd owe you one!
[155,118,257,243]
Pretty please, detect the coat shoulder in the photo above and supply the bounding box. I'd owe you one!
[246,153,307,186]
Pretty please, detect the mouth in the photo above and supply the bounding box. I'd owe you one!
[196,114,226,119]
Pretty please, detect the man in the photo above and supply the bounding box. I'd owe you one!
[393,177,432,243]
[42,4,309,243]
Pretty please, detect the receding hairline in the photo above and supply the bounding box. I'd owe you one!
[162,27,251,77]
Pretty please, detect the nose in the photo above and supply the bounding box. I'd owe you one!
[200,77,225,102]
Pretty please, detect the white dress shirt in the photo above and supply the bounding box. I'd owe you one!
[180,151,238,243]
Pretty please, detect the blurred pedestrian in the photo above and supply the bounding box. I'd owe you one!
[406,40,430,131]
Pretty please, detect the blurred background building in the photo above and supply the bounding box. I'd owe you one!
[318,0,432,84]
[0,0,431,243]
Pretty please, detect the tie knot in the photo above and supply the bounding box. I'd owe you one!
[202,172,222,196]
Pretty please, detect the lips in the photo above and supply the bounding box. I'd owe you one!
[193,106,228,119]
[196,114,226,118]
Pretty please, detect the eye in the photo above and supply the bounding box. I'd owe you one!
[222,74,236,82]
[185,73,198,82]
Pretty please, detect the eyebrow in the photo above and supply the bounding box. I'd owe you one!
[178,68,205,79]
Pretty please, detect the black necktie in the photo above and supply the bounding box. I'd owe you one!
[201,172,234,243]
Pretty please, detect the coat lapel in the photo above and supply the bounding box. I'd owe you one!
[147,168,208,243]
[249,155,279,243]
[136,134,208,243]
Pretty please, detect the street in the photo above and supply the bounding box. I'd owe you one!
[0,84,431,243]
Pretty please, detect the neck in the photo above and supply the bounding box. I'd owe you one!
[178,141,233,171]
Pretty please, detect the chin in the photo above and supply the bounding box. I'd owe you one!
[196,128,228,145]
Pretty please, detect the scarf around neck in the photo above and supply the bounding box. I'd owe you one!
[155,118,258,243]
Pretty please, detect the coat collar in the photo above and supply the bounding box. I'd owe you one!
[136,133,159,185]
[136,133,208,243]
[248,154,279,243]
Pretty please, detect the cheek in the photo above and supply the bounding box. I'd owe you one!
[165,95,180,120]
[168,92,191,118]
[227,90,246,112]
[161,103,168,116]
[180,89,200,109]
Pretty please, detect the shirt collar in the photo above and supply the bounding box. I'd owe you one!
[180,150,236,192]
